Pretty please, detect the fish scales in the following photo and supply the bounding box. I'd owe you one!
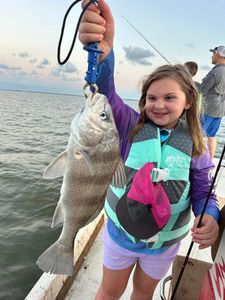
[61,152,119,209]
[36,93,126,275]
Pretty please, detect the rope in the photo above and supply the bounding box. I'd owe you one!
[57,0,98,65]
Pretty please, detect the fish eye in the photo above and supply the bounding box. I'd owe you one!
[100,111,108,120]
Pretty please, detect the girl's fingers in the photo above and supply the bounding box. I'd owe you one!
[81,10,106,25]
[79,9,106,44]
[79,21,105,44]
[79,22,105,35]
[192,236,211,249]
[78,32,104,44]
[191,214,219,249]
[81,0,100,13]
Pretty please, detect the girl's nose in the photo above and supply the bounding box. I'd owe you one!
[154,99,165,109]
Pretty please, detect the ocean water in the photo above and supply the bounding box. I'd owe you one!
[0,90,224,300]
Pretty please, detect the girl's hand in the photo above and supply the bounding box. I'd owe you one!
[79,0,114,61]
[191,214,219,249]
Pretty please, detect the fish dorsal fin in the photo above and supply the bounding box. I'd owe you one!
[43,150,68,179]
[111,159,127,188]
[75,149,95,176]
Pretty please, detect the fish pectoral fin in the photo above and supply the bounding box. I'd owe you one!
[51,201,64,228]
[111,158,127,188]
[43,150,68,179]
[75,149,95,176]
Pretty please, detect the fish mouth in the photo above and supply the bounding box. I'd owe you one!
[87,94,98,107]
[88,92,106,107]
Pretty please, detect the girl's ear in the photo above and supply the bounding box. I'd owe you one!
[184,101,192,110]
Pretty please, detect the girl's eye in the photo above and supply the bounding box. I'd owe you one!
[146,96,156,102]
[100,111,108,120]
[165,95,176,101]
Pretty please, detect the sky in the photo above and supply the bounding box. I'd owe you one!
[1,0,225,99]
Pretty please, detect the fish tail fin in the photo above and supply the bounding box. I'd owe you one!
[36,241,74,275]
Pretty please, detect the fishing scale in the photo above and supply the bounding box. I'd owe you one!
[57,0,103,97]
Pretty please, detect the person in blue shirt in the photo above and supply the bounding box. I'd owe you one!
[200,46,225,158]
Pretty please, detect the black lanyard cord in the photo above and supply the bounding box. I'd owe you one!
[57,0,98,65]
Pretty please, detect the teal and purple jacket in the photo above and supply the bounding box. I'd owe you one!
[96,50,219,253]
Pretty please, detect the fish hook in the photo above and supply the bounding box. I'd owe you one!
[83,82,98,98]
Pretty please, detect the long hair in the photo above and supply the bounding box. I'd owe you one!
[129,64,205,157]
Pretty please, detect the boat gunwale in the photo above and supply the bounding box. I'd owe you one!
[25,211,105,300]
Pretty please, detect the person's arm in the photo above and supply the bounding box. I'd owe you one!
[96,50,139,159]
[190,150,219,248]
[200,71,216,95]
[96,49,139,126]
[190,150,219,219]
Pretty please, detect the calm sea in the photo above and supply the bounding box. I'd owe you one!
[0,90,225,300]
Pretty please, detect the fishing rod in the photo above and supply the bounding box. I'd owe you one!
[122,16,171,65]
[170,144,225,299]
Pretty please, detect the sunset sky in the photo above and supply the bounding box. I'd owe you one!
[1,0,225,99]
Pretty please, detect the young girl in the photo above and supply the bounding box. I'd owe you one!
[79,1,219,299]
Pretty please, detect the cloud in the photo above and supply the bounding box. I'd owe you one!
[36,58,51,68]
[62,75,80,82]
[200,65,211,71]
[37,64,45,69]
[123,46,155,65]
[41,58,50,65]
[61,62,77,73]
[51,67,61,77]
[51,62,78,77]
[19,52,30,58]
[31,70,38,75]
[51,68,80,82]
[0,64,11,70]
[16,70,38,77]
[18,70,28,77]
[30,58,37,64]
[184,43,195,48]
[0,64,21,71]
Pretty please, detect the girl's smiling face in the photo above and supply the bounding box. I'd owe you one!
[145,77,192,129]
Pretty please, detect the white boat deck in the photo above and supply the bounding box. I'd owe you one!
[26,159,225,300]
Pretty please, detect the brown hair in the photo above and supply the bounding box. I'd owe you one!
[184,61,198,77]
[129,64,205,157]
